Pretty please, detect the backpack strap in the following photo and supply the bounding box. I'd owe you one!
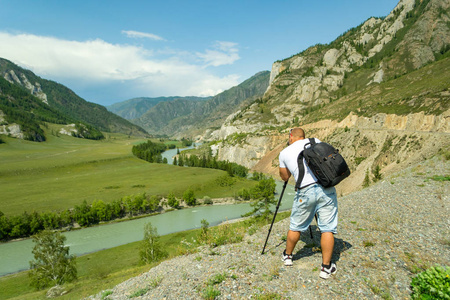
[294,138,315,191]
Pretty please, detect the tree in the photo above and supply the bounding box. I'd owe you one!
[29,230,77,290]
[244,177,277,222]
[363,169,371,187]
[139,222,168,264]
[372,165,383,182]
[183,188,196,206]
[148,195,160,211]
[167,192,179,208]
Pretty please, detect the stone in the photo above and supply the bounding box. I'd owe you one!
[46,285,67,298]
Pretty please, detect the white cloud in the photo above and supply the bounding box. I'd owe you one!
[121,30,165,41]
[0,32,240,102]
[197,41,240,67]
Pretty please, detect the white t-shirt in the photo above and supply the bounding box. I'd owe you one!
[279,138,320,188]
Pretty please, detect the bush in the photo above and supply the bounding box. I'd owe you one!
[411,265,450,299]
[167,192,179,208]
[363,169,371,188]
[372,165,382,182]
[183,188,196,206]
[203,196,213,205]
[237,188,251,200]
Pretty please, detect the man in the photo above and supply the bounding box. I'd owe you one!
[278,127,338,279]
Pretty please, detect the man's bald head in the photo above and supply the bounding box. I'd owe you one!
[288,128,305,145]
[290,128,305,139]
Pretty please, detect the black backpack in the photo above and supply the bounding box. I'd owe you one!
[295,138,350,190]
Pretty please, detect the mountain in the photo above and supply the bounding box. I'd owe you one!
[0,58,149,140]
[132,71,270,137]
[107,96,211,120]
[208,0,450,195]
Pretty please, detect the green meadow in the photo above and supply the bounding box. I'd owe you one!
[0,126,265,299]
[0,127,257,217]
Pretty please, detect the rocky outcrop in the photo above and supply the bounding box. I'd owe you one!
[4,70,48,104]
[253,0,450,130]
[0,123,23,139]
[203,0,449,198]
[213,109,450,195]
[59,124,78,136]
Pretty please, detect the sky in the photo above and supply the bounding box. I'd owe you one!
[0,0,400,106]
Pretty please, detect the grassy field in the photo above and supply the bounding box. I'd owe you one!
[0,127,257,216]
[0,211,292,300]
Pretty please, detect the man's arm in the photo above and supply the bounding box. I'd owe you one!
[279,167,291,182]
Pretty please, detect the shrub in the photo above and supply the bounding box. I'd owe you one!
[363,169,371,187]
[198,219,209,243]
[372,165,383,182]
[167,192,179,208]
[202,286,220,300]
[183,188,196,206]
[203,196,213,205]
[411,265,450,299]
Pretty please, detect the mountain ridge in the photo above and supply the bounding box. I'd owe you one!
[107,96,211,120]
[131,71,270,137]
[206,0,449,196]
[0,58,149,140]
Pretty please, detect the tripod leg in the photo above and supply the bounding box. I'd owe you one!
[261,181,288,254]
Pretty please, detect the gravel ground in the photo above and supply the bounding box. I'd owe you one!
[87,156,449,300]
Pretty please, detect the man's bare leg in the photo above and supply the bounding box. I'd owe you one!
[320,232,334,265]
[285,230,300,254]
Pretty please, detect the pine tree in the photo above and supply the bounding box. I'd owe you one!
[372,165,383,182]
[244,178,277,222]
[363,169,371,188]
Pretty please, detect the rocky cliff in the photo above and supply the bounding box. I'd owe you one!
[205,0,450,195]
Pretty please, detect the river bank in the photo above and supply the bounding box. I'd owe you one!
[0,181,294,278]
[88,155,449,300]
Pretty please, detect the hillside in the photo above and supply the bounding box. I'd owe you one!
[88,155,449,299]
[107,96,211,120]
[0,58,149,139]
[207,0,450,195]
[130,71,270,137]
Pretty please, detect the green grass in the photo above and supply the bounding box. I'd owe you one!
[0,130,257,216]
[0,211,291,299]
[305,56,450,124]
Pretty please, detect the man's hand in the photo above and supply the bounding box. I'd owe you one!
[279,167,291,182]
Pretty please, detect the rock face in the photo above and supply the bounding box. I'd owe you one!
[223,0,449,130]
[4,70,48,104]
[203,0,449,196]
[0,123,23,139]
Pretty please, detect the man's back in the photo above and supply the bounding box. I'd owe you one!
[279,138,320,188]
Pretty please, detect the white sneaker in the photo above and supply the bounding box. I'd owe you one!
[282,250,293,266]
[319,263,337,279]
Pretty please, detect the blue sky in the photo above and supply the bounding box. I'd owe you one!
[0,0,400,106]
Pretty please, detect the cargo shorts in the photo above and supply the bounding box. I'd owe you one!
[289,183,338,233]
